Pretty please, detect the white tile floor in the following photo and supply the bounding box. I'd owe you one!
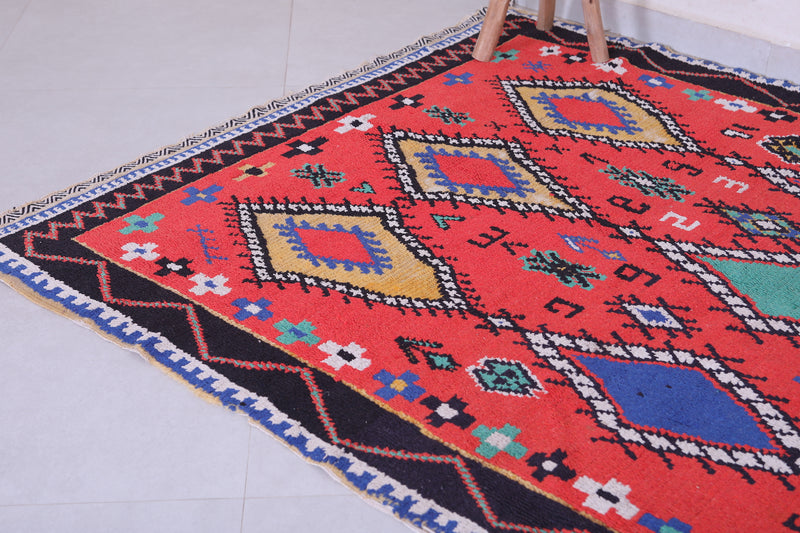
[0,2,797,532]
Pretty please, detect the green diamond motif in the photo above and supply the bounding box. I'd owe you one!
[702,257,800,319]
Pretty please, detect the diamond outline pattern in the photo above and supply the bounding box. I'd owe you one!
[653,239,800,339]
[500,79,701,153]
[524,328,800,475]
[759,134,800,165]
[235,199,469,311]
[383,129,595,218]
[572,354,778,450]
[468,357,546,398]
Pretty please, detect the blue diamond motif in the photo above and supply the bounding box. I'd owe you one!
[573,355,776,450]
[624,304,682,329]
[414,145,535,199]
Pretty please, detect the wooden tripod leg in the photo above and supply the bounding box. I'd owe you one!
[472,0,511,62]
[582,0,609,62]
[537,0,556,31]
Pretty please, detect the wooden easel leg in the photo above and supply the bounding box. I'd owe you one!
[536,0,556,31]
[472,0,511,62]
[582,0,609,62]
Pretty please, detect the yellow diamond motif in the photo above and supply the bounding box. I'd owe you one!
[397,138,574,210]
[383,130,595,219]
[501,79,699,152]
[237,201,470,311]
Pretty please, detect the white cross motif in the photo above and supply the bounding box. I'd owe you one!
[334,114,377,134]
[318,340,371,371]
[120,242,159,261]
[574,476,639,519]
[188,273,231,296]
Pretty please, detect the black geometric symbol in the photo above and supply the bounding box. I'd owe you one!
[528,449,577,481]
[396,337,460,372]
[420,395,476,429]
[282,136,329,158]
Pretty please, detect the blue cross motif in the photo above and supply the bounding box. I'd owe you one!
[181,185,224,206]
[639,75,674,89]
[443,72,474,86]
[373,370,425,402]
[231,297,273,321]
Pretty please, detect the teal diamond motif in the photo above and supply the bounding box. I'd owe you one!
[468,358,545,397]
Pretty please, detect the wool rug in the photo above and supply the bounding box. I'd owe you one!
[2,8,799,533]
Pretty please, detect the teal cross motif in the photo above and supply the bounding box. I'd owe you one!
[492,49,520,62]
[472,423,528,459]
[119,213,165,234]
[274,319,320,346]
[683,88,713,101]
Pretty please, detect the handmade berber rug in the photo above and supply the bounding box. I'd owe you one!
[2,8,799,533]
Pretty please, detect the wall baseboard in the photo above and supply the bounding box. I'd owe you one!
[518,0,799,85]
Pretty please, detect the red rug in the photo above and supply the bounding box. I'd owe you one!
[2,9,800,533]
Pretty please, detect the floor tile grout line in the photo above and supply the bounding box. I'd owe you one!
[0,497,245,509]
[0,493,352,510]
[0,0,33,56]
[240,426,253,533]
[281,0,295,97]
[0,85,274,94]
